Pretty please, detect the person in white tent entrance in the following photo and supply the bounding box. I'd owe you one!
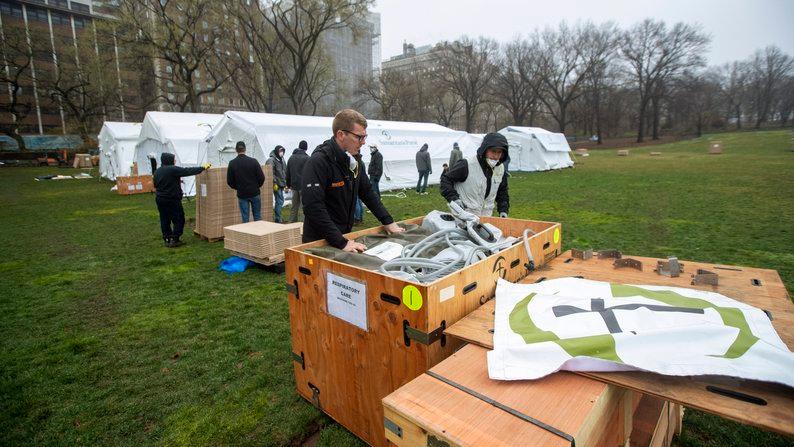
[440,132,510,217]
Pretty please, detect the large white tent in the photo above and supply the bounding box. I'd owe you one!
[98,122,142,181]
[134,112,223,196]
[498,126,574,172]
[201,111,480,191]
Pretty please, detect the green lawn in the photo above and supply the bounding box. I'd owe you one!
[1,130,793,446]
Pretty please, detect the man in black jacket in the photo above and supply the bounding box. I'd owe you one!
[440,132,510,218]
[227,141,265,223]
[415,143,431,194]
[367,144,383,197]
[301,109,404,252]
[285,140,309,223]
[153,152,208,247]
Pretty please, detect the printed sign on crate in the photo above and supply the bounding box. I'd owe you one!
[326,272,367,331]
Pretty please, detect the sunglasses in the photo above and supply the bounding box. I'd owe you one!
[343,129,368,143]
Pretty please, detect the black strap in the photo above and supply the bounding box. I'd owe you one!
[425,370,575,447]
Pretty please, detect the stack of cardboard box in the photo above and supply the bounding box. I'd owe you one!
[194,165,273,241]
[224,221,302,263]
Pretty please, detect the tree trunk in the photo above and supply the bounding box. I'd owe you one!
[735,104,742,130]
[651,96,660,140]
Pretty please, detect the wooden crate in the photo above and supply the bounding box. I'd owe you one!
[445,251,794,437]
[116,175,154,195]
[285,216,562,446]
[383,343,645,447]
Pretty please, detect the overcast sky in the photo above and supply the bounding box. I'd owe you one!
[372,0,794,66]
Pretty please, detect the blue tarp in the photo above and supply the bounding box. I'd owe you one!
[0,135,84,152]
[218,256,255,274]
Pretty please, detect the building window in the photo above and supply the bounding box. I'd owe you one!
[0,1,23,18]
[51,11,70,26]
[26,6,49,22]
[71,2,90,13]
[73,16,86,28]
[50,0,68,8]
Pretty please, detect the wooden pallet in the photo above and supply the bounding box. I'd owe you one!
[445,250,794,437]
[230,250,284,266]
[193,230,223,243]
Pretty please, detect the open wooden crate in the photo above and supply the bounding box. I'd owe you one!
[284,216,562,446]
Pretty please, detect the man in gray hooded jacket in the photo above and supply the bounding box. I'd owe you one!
[440,132,510,217]
[265,145,287,222]
[415,143,431,194]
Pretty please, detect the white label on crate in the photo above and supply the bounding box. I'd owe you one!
[127,184,135,191]
[440,285,456,302]
[327,272,367,331]
[136,183,143,190]
[363,241,403,261]
[200,184,207,197]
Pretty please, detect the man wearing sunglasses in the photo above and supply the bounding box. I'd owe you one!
[301,109,404,252]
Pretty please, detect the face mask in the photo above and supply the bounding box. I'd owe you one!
[487,158,499,168]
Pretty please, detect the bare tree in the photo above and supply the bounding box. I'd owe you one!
[40,29,120,147]
[670,69,721,136]
[490,38,540,127]
[114,0,232,112]
[716,61,749,129]
[357,69,413,120]
[778,74,794,127]
[304,51,336,116]
[746,46,793,128]
[428,80,463,128]
[436,37,497,132]
[240,0,373,115]
[620,19,710,142]
[0,24,41,150]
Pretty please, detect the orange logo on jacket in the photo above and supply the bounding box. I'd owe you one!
[330,181,345,188]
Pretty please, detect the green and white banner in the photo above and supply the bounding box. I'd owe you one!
[487,278,794,387]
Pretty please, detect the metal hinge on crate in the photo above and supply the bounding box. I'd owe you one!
[403,320,446,347]
[614,258,643,271]
[384,417,403,439]
[655,257,684,277]
[308,382,321,409]
[285,281,298,299]
[427,435,451,447]
[292,351,305,370]
[692,269,719,286]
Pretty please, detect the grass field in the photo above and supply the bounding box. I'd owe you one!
[1,130,793,446]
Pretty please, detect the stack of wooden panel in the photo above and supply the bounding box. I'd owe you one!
[194,165,273,241]
[224,221,302,264]
[73,154,92,168]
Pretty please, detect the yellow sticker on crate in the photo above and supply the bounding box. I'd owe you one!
[402,285,423,311]
[553,227,560,244]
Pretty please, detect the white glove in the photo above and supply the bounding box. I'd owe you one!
[449,200,478,223]
[499,212,508,218]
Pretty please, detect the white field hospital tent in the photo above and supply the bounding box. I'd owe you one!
[134,112,222,196]
[98,122,142,181]
[201,111,480,191]
[498,126,574,172]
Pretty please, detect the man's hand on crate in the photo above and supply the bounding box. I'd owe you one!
[343,240,367,253]
[384,222,405,235]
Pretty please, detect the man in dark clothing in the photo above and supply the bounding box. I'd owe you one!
[301,109,404,252]
[367,144,383,197]
[265,145,287,223]
[153,152,208,247]
[440,132,510,218]
[285,140,309,223]
[227,141,265,223]
[415,143,431,194]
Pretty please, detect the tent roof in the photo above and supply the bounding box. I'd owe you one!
[139,112,222,144]
[210,111,461,140]
[99,122,142,140]
[503,126,554,135]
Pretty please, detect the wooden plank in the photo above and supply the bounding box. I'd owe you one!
[444,251,794,436]
[383,344,632,447]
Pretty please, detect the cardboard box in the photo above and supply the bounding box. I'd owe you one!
[285,216,562,446]
[194,165,273,241]
[224,221,302,262]
[116,175,155,195]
